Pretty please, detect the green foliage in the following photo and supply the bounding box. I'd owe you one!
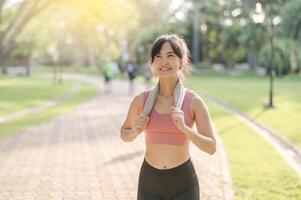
[126,0,184,64]
[36,65,102,76]
[2,0,301,76]
[189,72,301,147]
[16,0,139,66]
[195,61,212,69]
[258,38,301,75]
[10,42,33,59]
[223,25,248,67]
[280,0,301,41]
[198,0,223,62]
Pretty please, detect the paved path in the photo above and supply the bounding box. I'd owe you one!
[0,76,232,200]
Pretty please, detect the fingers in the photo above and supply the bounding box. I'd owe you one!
[137,114,149,122]
[170,107,184,122]
[134,114,149,131]
[170,106,183,114]
[136,115,149,123]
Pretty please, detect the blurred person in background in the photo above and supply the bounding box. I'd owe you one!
[126,61,138,95]
[102,61,119,94]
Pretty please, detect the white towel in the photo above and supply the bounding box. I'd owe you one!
[143,80,186,116]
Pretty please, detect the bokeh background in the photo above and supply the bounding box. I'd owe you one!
[1,0,301,199]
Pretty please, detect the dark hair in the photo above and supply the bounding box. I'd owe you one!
[149,34,190,75]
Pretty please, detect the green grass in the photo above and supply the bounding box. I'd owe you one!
[188,70,301,147]
[0,76,72,116]
[0,82,98,138]
[187,70,301,198]
[208,101,301,199]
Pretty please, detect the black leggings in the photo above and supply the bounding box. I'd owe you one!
[137,158,199,200]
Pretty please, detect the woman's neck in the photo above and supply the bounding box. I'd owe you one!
[158,77,178,97]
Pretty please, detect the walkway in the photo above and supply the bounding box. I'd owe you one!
[0,75,233,200]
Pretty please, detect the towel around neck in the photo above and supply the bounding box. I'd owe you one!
[143,80,186,116]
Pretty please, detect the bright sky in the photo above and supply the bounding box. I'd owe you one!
[3,0,23,9]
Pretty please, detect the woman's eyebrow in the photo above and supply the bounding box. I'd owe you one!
[167,51,175,54]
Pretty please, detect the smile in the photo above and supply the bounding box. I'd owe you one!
[159,67,172,71]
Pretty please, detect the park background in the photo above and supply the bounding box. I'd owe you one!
[0,0,301,199]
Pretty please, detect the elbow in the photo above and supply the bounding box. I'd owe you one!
[208,140,217,155]
[120,129,127,142]
[120,129,132,142]
[120,133,130,142]
[120,133,127,142]
[208,146,217,155]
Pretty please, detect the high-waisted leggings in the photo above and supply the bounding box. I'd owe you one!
[137,158,199,200]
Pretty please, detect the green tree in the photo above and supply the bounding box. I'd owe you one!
[125,0,189,66]
[280,0,301,41]
[0,0,51,74]
[17,0,138,68]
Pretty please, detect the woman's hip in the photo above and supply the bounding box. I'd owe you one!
[138,158,199,193]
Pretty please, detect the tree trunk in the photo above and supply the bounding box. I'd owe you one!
[0,1,28,41]
[0,0,50,74]
[88,45,97,68]
[75,47,84,68]
[0,59,7,74]
[247,44,256,70]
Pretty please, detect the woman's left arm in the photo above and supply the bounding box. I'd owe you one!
[171,94,217,155]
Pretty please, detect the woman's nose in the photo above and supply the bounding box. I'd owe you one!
[162,56,169,65]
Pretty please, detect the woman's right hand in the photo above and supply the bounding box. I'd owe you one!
[133,114,149,134]
[120,94,146,142]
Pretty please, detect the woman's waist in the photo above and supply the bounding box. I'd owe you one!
[140,158,197,187]
[145,144,190,169]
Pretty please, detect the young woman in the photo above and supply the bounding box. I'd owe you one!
[120,34,217,200]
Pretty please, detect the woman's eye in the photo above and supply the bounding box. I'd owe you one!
[168,54,174,57]
[155,55,161,58]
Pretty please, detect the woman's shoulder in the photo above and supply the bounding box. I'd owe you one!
[187,90,207,110]
[131,90,151,108]
[185,89,200,100]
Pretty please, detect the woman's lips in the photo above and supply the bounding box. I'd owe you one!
[159,67,172,71]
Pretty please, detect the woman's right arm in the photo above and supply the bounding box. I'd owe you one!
[120,94,144,142]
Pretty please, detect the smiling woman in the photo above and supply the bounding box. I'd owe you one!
[150,35,190,79]
[120,34,217,200]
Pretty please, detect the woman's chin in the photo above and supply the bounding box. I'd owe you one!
[157,73,178,79]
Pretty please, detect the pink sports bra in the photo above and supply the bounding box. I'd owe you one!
[143,90,194,145]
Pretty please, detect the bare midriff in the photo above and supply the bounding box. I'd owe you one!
[145,144,190,169]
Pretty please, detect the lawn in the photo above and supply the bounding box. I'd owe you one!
[0,75,98,137]
[0,76,72,116]
[208,101,301,199]
[187,70,301,199]
[188,70,301,147]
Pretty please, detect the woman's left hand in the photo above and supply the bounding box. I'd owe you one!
[170,106,186,132]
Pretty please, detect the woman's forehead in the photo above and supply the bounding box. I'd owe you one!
[160,42,174,53]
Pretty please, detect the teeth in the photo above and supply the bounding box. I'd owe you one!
[160,68,171,71]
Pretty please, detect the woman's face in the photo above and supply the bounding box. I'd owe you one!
[152,42,182,78]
